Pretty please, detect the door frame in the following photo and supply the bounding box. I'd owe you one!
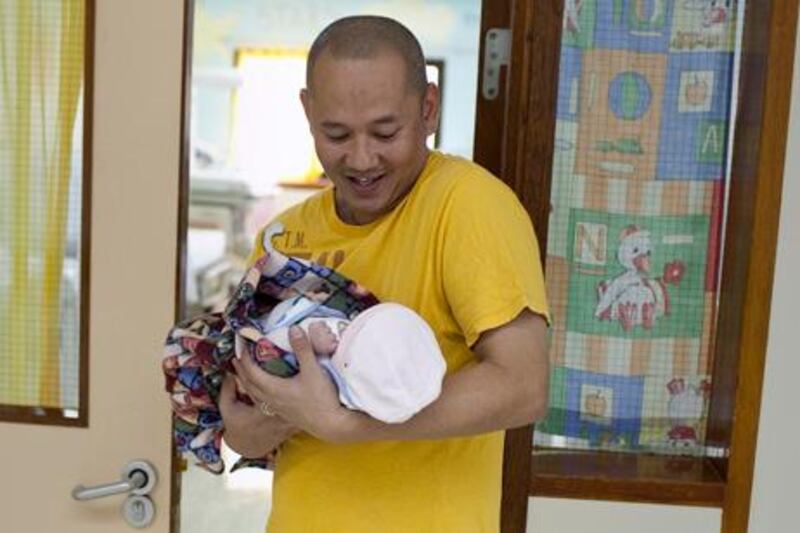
[170,0,194,531]
[171,1,544,531]
[473,1,563,533]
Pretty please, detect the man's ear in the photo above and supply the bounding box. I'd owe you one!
[421,82,440,137]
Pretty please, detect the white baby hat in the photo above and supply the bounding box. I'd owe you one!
[332,302,446,424]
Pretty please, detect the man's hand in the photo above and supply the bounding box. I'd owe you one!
[217,374,298,458]
[231,326,348,442]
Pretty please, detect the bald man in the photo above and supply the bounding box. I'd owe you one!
[220,15,550,533]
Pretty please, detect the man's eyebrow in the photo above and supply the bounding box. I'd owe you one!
[320,115,399,129]
[321,121,347,129]
[372,115,399,125]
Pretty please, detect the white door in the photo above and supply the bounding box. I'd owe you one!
[1,1,185,531]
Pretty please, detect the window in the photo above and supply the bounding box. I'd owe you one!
[0,0,92,426]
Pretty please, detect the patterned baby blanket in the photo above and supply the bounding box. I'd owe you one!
[162,226,378,473]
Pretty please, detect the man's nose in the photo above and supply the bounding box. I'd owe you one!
[346,136,379,172]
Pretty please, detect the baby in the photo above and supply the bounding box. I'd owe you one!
[257,295,445,425]
[163,223,446,473]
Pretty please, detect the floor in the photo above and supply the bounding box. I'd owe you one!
[179,444,273,533]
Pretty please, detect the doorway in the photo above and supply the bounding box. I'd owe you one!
[179,1,484,531]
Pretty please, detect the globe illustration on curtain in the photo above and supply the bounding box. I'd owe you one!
[608,71,652,121]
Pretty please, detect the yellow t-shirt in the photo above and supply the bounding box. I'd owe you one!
[249,151,549,533]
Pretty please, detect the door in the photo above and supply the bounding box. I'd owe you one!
[1,1,186,531]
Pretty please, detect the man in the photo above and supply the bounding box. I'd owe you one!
[219,15,550,532]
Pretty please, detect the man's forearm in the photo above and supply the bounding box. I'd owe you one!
[327,310,549,444]
[224,429,279,458]
[223,419,297,458]
[333,356,547,443]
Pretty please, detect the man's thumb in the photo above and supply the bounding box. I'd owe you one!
[288,325,316,370]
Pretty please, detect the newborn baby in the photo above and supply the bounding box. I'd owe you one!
[257,296,446,424]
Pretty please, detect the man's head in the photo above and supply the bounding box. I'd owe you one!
[306,16,428,98]
[301,16,440,225]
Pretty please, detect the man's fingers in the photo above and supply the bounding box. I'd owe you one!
[232,345,283,398]
[234,335,250,359]
[288,325,317,371]
[234,375,247,394]
[232,356,259,392]
[218,374,237,409]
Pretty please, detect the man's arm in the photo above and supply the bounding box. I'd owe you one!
[232,308,549,444]
[331,309,549,442]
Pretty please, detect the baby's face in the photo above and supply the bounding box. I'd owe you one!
[308,321,339,355]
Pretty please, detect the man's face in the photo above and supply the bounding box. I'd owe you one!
[301,51,439,225]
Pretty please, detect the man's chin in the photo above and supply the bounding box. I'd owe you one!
[338,196,393,225]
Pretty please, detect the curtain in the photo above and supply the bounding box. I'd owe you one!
[535,0,739,455]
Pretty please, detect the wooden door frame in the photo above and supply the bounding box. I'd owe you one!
[710,1,798,530]
[482,1,799,533]
[173,0,566,531]
[171,0,193,531]
[473,1,563,532]
[172,1,526,531]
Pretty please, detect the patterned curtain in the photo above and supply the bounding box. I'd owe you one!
[535,0,739,455]
[0,0,85,411]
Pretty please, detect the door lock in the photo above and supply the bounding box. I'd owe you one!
[122,494,156,528]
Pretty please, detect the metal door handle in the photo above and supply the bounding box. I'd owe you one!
[72,460,158,501]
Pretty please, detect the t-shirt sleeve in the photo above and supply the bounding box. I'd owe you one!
[441,174,550,347]
[246,227,267,266]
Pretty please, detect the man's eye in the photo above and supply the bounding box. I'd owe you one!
[326,133,349,142]
[375,130,399,141]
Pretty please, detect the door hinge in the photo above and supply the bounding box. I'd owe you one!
[481,28,511,101]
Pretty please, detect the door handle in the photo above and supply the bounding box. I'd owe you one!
[71,459,158,501]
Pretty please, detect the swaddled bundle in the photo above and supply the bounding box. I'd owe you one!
[162,224,446,474]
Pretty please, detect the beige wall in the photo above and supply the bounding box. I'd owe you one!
[526,7,800,533]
